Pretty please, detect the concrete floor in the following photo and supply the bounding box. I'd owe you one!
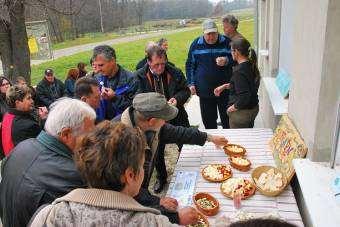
[185,95,264,129]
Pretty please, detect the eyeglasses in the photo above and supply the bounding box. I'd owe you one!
[150,62,167,68]
[1,82,10,87]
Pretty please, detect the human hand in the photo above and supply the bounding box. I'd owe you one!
[178,206,199,226]
[216,57,228,66]
[189,86,196,95]
[207,134,229,149]
[214,85,224,97]
[160,197,178,211]
[214,83,230,97]
[227,104,237,113]
[168,97,177,106]
[101,87,115,100]
[38,106,48,119]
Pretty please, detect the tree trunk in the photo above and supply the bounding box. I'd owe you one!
[10,0,31,82]
[0,1,31,83]
[0,19,13,78]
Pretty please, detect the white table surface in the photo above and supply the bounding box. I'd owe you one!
[167,128,303,226]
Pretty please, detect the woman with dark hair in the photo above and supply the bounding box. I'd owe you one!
[214,38,260,128]
[64,68,79,97]
[29,121,180,226]
[0,76,12,121]
[77,62,87,78]
[157,38,169,51]
[1,85,47,156]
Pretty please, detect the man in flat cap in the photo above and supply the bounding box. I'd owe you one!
[116,92,228,226]
[186,19,233,129]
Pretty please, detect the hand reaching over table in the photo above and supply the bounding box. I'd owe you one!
[160,197,178,211]
[207,134,229,148]
[178,206,199,226]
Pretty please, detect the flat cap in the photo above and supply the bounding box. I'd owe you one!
[133,92,178,121]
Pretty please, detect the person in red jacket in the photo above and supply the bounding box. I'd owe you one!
[1,85,48,156]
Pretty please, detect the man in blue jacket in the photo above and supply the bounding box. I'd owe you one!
[92,45,135,120]
[186,19,233,129]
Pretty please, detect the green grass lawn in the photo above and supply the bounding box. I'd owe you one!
[31,19,254,85]
[52,19,182,50]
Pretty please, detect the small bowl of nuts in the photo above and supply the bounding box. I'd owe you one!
[186,210,209,227]
[193,192,219,216]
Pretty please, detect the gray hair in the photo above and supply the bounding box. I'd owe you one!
[44,98,96,137]
[92,45,116,61]
[222,14,239,29]
[145,41,157,52]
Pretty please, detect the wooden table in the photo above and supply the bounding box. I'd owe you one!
[167,128,304,226]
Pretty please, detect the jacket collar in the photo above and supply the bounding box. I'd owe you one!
[8,108,32,117]
[197,33,226,45]
[37,130,73,159]
[55,188,160,214]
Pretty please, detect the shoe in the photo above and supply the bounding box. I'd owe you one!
[153,179,166,193]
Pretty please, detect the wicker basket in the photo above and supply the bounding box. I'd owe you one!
[251,166,287,197]
[228,157,251,172]
[223,144,246,157]
[193,192,219,216]
[201,164,232,182]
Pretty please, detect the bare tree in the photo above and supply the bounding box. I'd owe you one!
[133,0,146,25]
[0,0,31,82]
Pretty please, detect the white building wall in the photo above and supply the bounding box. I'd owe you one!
[259,0,340,161]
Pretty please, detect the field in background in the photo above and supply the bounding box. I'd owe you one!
[52,18,198,50]
[31,19,254,85]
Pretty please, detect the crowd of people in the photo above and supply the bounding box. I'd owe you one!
[0,15,290,227]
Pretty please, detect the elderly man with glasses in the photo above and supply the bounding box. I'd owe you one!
[133,45,191,194]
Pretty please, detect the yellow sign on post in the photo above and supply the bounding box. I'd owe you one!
[28,37,39,54]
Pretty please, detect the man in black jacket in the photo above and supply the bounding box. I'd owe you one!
[134,45,191,193]
[36,68,65,107]
[119,92,228,225]
[0,98,96,227]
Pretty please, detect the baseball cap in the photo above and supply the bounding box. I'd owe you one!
[44,68,54,75]
[202,19,218,34]
[133,92,178,121]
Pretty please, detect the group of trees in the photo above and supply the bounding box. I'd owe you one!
[0,0,215,82]
[0,0,253,82]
